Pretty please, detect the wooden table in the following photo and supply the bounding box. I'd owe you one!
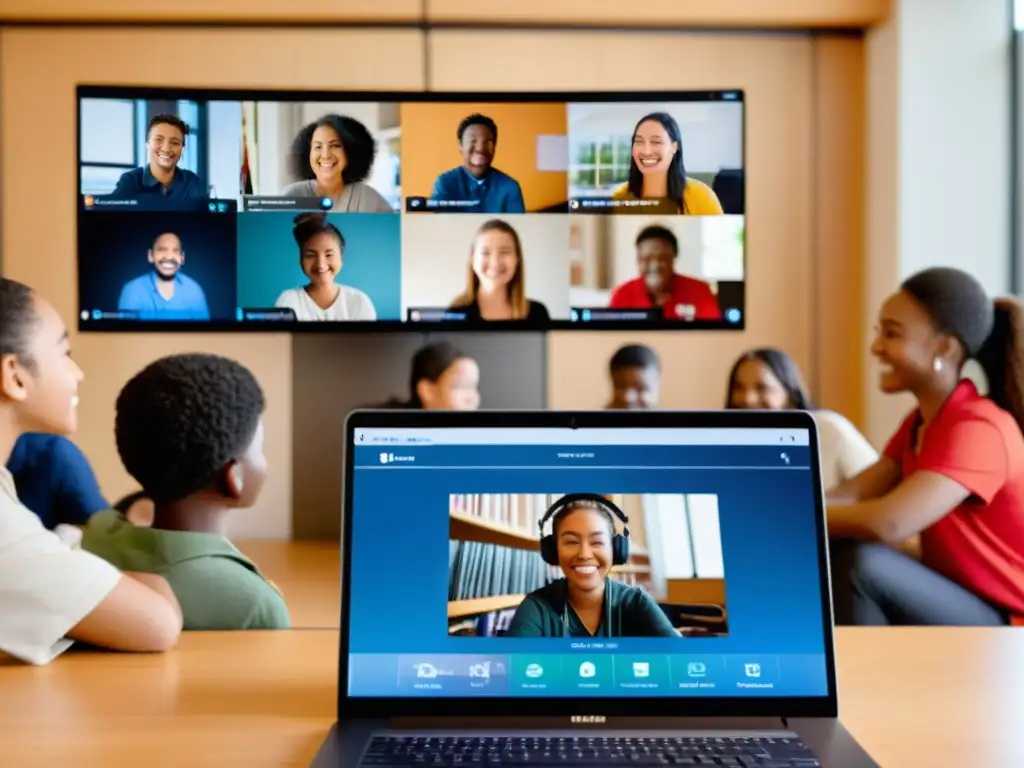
[236,540,342,628]
[2,628,1023,767]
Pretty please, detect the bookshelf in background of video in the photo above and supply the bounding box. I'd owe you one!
[447,494,651,636]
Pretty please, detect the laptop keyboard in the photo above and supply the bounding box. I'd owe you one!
[359,735,821,766]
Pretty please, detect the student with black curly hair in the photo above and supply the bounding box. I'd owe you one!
[0,278,182,664]
[82,354,290,631]
[280,114,393,212]
[827,267,1024,626]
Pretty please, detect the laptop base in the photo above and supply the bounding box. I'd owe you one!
[309,718,878,767]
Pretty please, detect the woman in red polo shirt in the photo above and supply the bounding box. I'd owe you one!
[607,225,721,322]
[827,267,1024,625]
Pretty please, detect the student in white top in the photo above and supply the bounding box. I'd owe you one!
[0,278,182,664]
[274,213,376,322]
[725,348,878,490]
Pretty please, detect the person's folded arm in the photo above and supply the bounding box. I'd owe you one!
[825,455,901,506]
[67,571,182,652]
[828,470,974,544]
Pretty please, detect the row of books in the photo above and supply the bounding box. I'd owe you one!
[449,493,564,536]
[448,539,559,601]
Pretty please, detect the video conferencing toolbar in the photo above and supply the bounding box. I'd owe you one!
[77,87,746,332]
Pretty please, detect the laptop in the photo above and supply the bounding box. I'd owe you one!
[311,409,877,767]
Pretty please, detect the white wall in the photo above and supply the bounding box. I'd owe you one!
[864,0,1013,446]
[401,213,571,318]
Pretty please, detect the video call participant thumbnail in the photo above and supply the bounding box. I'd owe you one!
[505,494,679,638]
[451,219,550,324]
[109,114,207,204]
[612,112,723,216]
[608,225,721,321]
[431,114,526,215]
[280,114,393,213]
[234,211,400,322]
[79,210,237,323]
[117,232,209,320]
[273,213,376,321]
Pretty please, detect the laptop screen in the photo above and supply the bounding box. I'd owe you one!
[346,425,830,699]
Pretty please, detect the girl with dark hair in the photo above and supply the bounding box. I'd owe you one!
[381,342,480,411]
[725,348,877,490]
[0,278,182,663]
[827,267,1024,626]
[610,112,723,216]
[450,219,550,324]
[274,213,376,321]
[280,114,393,213]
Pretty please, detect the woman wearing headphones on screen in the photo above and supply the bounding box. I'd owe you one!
[379,342,481,410]
[449,219,550,325]
[610,113,723,216]
[827,268,1024,627]
[274,213,376,322]
[505,495,679,638]
[725,348,878,491]
[280,114,393,213]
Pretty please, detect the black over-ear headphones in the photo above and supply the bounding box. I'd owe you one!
[537,493,630,567]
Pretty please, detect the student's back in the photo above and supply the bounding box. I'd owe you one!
[83,510,288,630]
[80,353,290,631]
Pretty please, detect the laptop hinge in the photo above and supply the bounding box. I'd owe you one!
[388,716,789,731]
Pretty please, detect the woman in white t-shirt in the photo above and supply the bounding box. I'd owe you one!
[274,213,377,322]
[0,278,182,664]
[725,348,878,490]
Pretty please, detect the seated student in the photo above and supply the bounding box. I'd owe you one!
[430,114,525,214]
[379,342,481,411]
[109,114,206,204]
[725,348,877,490]
[450,219,549,324]
[0,278,182,665]
[275,213,376,321]
[82,354,290,631]
[117,232,210,321]
[280,114,393,213]
[608,224,721,321]
[606,344,661,410]
[7,434,108,529]
[505,496,679,638]
[610,113,723,216]
[827,267,1024,626]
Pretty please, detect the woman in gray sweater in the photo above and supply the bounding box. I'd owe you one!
[280,114,393,213]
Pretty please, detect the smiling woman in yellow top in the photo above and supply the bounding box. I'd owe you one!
[611,112,723,216]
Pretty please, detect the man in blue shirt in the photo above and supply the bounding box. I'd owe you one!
[109,114,207,204]
[117,232,210,320]
[8,434,109,529]
[430,114,526,214]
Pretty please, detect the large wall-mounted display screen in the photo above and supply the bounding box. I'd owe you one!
[77,86,745,332]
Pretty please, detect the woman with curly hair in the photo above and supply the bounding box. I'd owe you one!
[280,114,393,213]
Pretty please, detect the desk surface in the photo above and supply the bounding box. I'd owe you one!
[2,628,1023,767]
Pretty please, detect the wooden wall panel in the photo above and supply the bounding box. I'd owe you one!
[427,0,890,29]
[811,36,866,425]
[1,0,420,23]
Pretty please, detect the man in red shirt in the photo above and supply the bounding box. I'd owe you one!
[826,267,1024,625]
[607,225,721,321]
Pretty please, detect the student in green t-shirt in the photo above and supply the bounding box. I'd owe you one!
[505,498,679,638]
[82,353,290,631]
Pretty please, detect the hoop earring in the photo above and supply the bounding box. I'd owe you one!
[933,358,944,373]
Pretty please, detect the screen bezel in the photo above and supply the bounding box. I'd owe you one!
[76,84,746,334]
[337,409,837,720]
